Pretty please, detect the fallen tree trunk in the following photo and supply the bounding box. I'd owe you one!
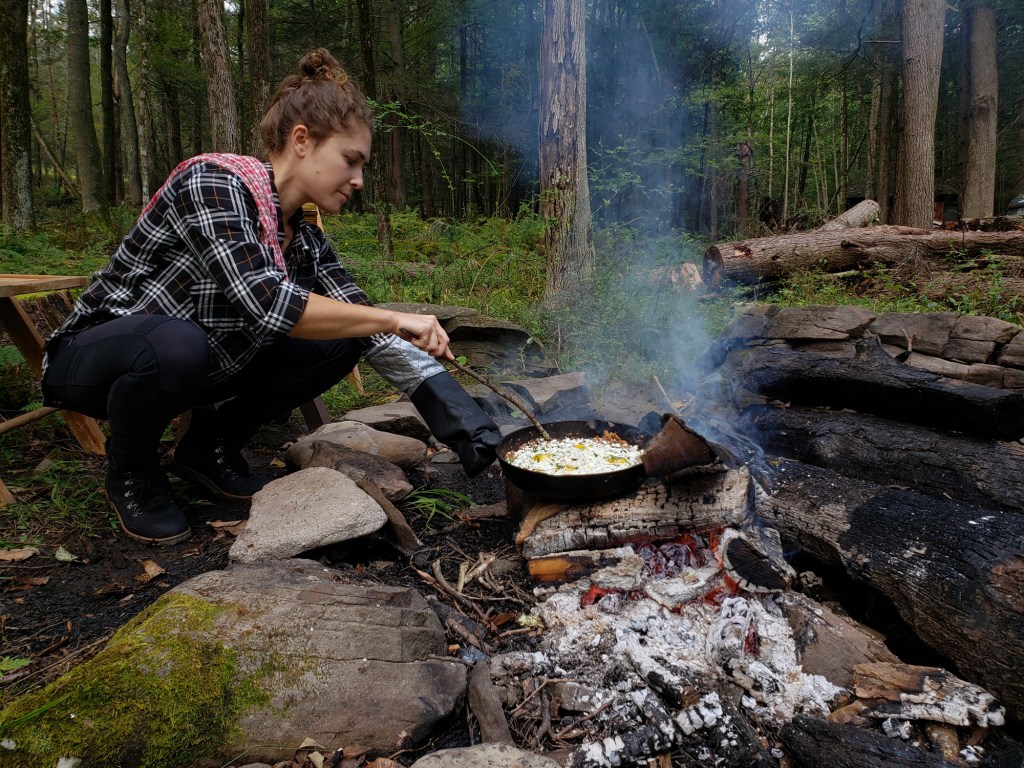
[818,199,880,231]
[720,339,1024,440]
[756,460,1024,719]
[739,404,1024,511]
[703,226,1024,288]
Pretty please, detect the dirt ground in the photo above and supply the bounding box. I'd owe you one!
[0,414,525,729]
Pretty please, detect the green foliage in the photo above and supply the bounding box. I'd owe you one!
[0,657,32,682]
[402,486,473,528]
[321,210,547,334]
[0,452,109,549]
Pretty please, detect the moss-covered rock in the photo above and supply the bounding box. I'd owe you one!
[0,594,269,768]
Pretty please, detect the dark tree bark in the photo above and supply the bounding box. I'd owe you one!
[736,141,752,237]
[892,0,945,227]
[756,460,1024,719]
[540,0,593,302]
[114,0,142,206]
[782,716,961,768]
[740,404,1024,511]
[385,0,407,211]
[958,2,998,218]
[718,339,1024,440]
[0,0,34,228]
[195,0,239,153]
[100,0,117,203]
[246,0,271,155]
[67,0,108,214]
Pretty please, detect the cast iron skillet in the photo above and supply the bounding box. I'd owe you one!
[496,419,652,501]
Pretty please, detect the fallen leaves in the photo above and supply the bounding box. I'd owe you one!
[0,548,40,562]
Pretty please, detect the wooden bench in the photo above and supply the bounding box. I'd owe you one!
[0,274,107,505]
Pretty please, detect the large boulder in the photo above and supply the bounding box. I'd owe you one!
[0,560,467,767]
[286,420,428,469]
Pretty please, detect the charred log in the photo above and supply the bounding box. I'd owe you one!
[756,460,1024,719]
[720,339,1024,440]
[781,715,960,767]
[740,404,1024,511]
[703,226,1024,288]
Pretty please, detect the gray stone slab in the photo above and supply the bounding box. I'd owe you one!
[942,338,996,364]
[868,312,958,355]
[951,315,1021,344]
[411,744,562,768]
[287,420,428,469]
[999,332,1024,368]
[761,305,876,340]
[343,401,431,442]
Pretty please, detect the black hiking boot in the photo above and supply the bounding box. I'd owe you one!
[172,437,273,501]
[105,467,191,546]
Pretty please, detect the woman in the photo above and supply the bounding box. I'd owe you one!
[42,49,501,546]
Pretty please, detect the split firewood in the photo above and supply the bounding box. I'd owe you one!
[467,661,514,744]
[757,460,1024,719]
[527,547,638,585]
[640,414,717,477]
[518,467,751,559]
[354,477,421,556]
[852,662,1004,728]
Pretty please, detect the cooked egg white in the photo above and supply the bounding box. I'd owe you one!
[506,436,643,475]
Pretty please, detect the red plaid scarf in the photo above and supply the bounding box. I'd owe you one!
[143,153,287,274]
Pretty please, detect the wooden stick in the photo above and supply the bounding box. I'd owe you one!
[0,407,59,435]
[445,357,550,439]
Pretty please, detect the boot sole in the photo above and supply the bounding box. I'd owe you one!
[106,493,192,546]
[170,462,256,502]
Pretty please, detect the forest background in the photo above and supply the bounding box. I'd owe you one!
[0,0,1024,375]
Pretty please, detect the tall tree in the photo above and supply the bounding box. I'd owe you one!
[892,0,945,228]
[195,0,239,153]
[0,0,33,228]
[539,0,592,301]
[385,0,407,212]
[246,0,271,154]
[958,2,998,218]
[100,0,117,203]
[67,0,108,214]
[114,0,143,206]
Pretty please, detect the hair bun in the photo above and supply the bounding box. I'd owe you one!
[299,48,348,85]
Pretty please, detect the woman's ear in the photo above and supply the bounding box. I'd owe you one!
[290,124,311,157]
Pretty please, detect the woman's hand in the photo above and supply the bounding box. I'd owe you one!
[394,313,453,360]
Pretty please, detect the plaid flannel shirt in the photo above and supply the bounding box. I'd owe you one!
[48,159,442,390]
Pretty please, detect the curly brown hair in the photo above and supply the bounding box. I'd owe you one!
[260,48,374,156]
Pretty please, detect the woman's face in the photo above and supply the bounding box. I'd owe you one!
[301,124,372,214]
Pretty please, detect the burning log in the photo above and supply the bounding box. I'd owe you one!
[740,404,1024,511]
[756,460,1024,719]
[516,467,752,559]
[702,225,1024,289]
[719,338,1024,440]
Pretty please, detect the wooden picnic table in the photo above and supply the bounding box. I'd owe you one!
[0,274,106,504]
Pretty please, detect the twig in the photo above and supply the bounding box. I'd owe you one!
[430,560,495,628]
[551,698,613,740]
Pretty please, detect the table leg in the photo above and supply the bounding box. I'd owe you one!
[0,296,106,455]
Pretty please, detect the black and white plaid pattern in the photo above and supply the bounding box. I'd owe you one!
[49,161,391,384]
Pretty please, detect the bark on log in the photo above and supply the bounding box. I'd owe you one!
[720,339,1024,439]
[755,460,1024,719]
[818,199,881,231]
[739,404,1024,511]
[781,716,959,768]
[518,468,752,559]
[702,226,1024,288]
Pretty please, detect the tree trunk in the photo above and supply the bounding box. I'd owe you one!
[718,339,1024,440]
[876,61,895,223]
[702,225,1024,288]
[136,0,154,197]
[195,0,239,153]
[740,404,1024,511]
[246,0,271,155]
[959,3,998,218]
[756,460,1024,719]
[113,0,142,206]
[66,0,108,215]
[0,0,34,228]
[99,0,117,204]
[386,0,407,212]
[892,0,945,227]
[540,0,593,302]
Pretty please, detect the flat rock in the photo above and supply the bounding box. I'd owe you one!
[342,401,432,442]
[942,337,996,364]
[999,332,1024,368]
[410,744,562,768]
[229,468,387,563]
[868,312,957,355]
[951,315,1020,344]
[762,305,877,340]
[286,420,428,469]
[445,315,547,372]
[304,440,414,502]
[502,372,588,409]
[0,560,466,765]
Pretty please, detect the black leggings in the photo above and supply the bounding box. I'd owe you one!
[42,315,360,470]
